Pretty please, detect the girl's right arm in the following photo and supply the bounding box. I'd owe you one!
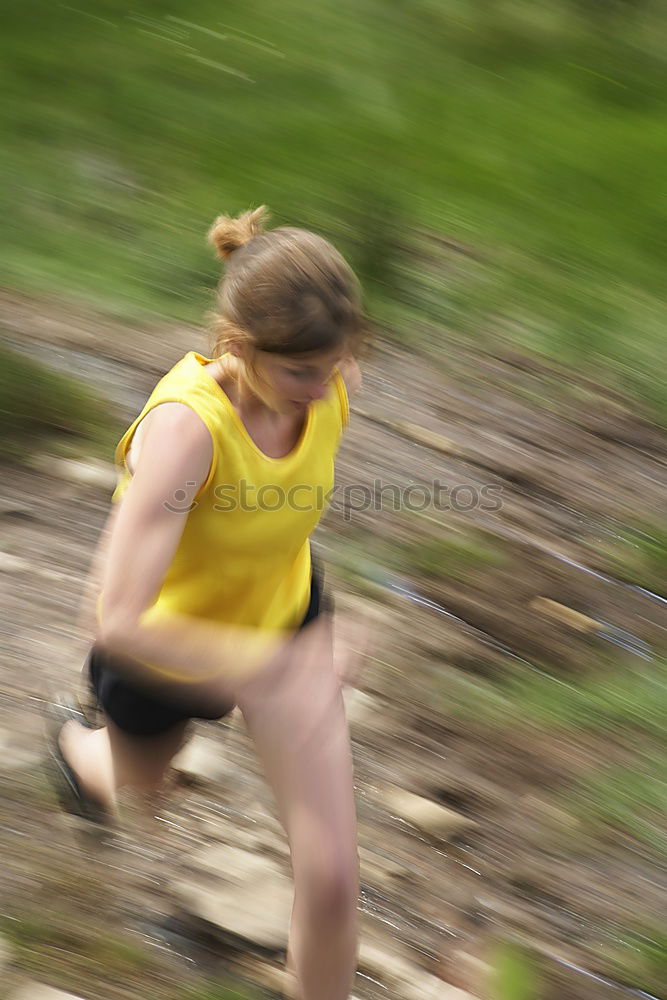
[97,402,284,689]
[77,503,119,642]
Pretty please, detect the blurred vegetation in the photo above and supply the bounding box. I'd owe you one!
[605,925,667,998]
[448,657,667,861]
[1,0,666,422]
[564,754,667,854]
[594,522,667,598]
[0,343,121,459]
[1,906,261,1000]
[326,518,507,591]
[448,656,667,739]
[491,940,541,1000]
[390,521,507,585]
[0,911,160,984]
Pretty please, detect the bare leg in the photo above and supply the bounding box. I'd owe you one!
[238,616,359,1000]
[59,716,188,811]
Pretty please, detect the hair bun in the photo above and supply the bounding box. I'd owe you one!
[207,206,268,259]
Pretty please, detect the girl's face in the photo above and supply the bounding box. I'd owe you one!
[249,347,345,415]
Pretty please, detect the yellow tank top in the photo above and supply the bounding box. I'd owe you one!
[111,351,348,636]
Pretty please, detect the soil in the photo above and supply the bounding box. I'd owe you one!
[0,289,665,1000]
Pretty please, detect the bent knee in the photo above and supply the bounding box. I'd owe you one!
[297,851,359,920]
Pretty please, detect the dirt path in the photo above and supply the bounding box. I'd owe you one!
[1,291,665,1000]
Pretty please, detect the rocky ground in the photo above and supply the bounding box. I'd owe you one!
[0,290,665,1000]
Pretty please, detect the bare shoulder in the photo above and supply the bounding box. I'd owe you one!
[336,356,362,395]
[128,401,214,492]
[142,401,212,439]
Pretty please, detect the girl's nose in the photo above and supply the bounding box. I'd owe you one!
[308,382,329,401]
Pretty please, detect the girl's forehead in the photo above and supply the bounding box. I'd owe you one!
[276,348,343,368]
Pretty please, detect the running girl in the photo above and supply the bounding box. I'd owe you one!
[49,206,366,1000]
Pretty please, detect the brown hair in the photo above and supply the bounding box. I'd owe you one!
[207,207,368,359]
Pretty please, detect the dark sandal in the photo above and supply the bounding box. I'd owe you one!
[43,693,111,827]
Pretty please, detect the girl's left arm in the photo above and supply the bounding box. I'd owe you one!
[337,357,362,396]
[332,355,371,688]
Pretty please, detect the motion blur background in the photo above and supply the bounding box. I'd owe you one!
[1,2,665,999]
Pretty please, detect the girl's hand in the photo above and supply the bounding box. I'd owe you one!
[337,356,362,396]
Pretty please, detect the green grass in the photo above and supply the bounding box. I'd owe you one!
[447,655,667,860]
[490,941,541,1000]
[1,912,158,982]
[0,343,121,460]
[562,756,667,854]
[327,518,506,590]
[447,656,667,740]
[594,522,667,598]
[390,525,507,585]
[606,926,667,997]
[2,0,667,421]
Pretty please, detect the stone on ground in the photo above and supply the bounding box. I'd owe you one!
[383,787,478,840]
[0,552,31,573]
[359,941,474,999]
[530,596,602,633]
[172,733,229,786]
[29,456,116,491]
[342,688,379,727]
[359,845,410,887]
[174,845,292,950]
[12,985,85,1000]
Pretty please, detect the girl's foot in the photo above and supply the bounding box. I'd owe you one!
[44,694,114,825]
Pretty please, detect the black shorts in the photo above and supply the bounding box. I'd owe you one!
[88,568,329,737]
